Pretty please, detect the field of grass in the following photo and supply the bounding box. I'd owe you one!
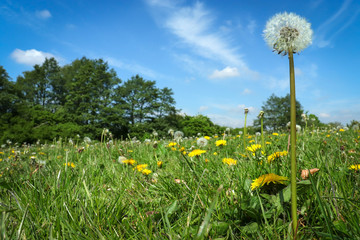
[0,129,359,239]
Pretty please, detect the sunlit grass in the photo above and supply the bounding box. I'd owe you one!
[0,128,359,239]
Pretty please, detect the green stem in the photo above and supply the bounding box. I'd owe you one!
[288,50,298,238]
[261,117,265,153]
[244,112,248,150]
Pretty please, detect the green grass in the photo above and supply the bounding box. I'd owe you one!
[0,129,359,239]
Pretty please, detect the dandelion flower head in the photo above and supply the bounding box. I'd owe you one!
[215,140,227,147]
[197,137,208,147]
[188,149,206,157]
[246,144,262,153]
[264,12,313,55]
[222,158,237,166]
[251,173,288,190]
[349,164,360,171]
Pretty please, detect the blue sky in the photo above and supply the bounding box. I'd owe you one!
[1,0,360,127]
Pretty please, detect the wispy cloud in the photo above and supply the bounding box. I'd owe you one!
[314,0,359,48]
[10,48,61,66]
[106,57,158,79]
[145,1,258,80]
[209,66,240,79]
[35,9,51,19]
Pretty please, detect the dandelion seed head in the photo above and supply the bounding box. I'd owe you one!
[264,12,312,55]
[197,137,208,147]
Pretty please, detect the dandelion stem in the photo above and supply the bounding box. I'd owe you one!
[261,117,265,153]
[243,110,248,150]
[288,49,298,237]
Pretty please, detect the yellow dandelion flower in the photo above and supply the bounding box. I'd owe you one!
[349,164,360,171]
[122,159,137,165]
[182,151,187,155]
[339,129,345,132]
[0,159,2,162]
[246,144,262,153]
[188,149,206,157]
[266,142,271,145]
[142,169,152,175]
[249,140,255,143]
[134,164,148,172]
[213,152,218,155]
[215,140,227,146]
[251,173,288,191]
[326,134,331,137]
[157,161,163,167]
[168,142,177,147]
[171,147,177,151]
[205,158,209,163]
[267,151,288,163]
[204,136,211,140]
[214,135,219,138]
[247,135,252,139]
[64,162,75,168]
[179,147,185,152]
[222,158,237,166]
[272,133,279,136]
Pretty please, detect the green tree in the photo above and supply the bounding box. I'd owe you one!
[16,58,61,110]
[253,94,304,131]
[180,114,217,137]
[63,57,122,138]
[115,75,159,125]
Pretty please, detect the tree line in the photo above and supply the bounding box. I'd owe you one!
[1,57,232,144]
[1,57,349,144]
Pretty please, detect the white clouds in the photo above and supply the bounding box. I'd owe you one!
[209,66,240,79]
[319,113,330,118]
[242,88,252,95]
[10,49,57,66]
[36,9,52,19]
[146,1,258,79]
[247,20,256,34]
[106,57,158,79]
[199,106,209,112]
[314,0,359,48]
[208,114,244,128]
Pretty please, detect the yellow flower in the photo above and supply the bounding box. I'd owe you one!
[266,142,271,145]
[251,173,288,190]
[349,164,360,171]
[246,144,262,152]
[215,140,227,146]
[0,159,2,162]
[134,164,148,172]
[188,149,206,157]
[64,162,75,168]
[142,169,152,175]
[247,135,252,139]
[205,158,209,163]
[168,142,177,147]
[339,129,345,132]
[272,133,279,136]
[222,158,237,166]
[179,147,185,152]
[171,147,177,151]
[182,151,187,155]
[204,136,211,140]
[213,152,218,155]
[326,134,331,137]
[157,161,163,167]
[249,140,255,143]
[122,159,136,165]
[214,135,219,138]
[267,151,288,163]
[0,152,4,154]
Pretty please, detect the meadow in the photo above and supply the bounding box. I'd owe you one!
[0,128,359,239]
